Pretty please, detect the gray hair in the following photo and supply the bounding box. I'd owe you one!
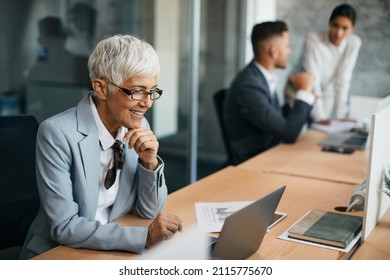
[88,34,160,85]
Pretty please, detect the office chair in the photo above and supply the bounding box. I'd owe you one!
[213,89,235,166]
[0,115,40,259]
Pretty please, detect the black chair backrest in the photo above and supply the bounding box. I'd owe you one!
[0,115,40,252]
[213,89,234,165]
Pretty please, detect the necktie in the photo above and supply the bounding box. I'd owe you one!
[104,140,125,190]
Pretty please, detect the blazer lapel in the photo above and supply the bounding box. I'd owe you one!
[272,93,280,110]
[76,95,100,219]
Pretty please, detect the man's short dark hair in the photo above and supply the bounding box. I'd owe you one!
[251,21,288,55]
[329,4,357,25]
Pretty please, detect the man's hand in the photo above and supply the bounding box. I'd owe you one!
[145,213,183,248]
[123,128,159,170]
[338,118,357,123]
[317,119,331,125]
[289,72,314,92]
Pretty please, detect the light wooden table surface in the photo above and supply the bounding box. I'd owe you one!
[238,130,368,185]
[34,167,360,260]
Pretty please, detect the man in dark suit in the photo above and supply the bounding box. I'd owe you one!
[223,21,316,165]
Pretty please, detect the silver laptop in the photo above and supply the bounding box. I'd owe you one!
[210,186,286,260]
[319,130,368,150]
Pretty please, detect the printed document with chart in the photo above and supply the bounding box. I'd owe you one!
[195,201,286,233]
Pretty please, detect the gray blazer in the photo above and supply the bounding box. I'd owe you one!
[19,95,167,259]
[223,61,312,165]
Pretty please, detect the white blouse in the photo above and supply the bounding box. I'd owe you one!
[302,31,361,121]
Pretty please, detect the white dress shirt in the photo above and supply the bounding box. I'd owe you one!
[89,95,125,224]
[255,61,314,106]
[255,62,277,98]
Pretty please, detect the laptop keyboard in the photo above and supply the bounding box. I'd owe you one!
[343,136,367,146]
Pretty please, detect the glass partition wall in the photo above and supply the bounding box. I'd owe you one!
[155,0,244,192]
[0,0,244,193]
[154,0,244,191]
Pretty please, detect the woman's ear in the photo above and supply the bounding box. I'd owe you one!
[92,78,108,100]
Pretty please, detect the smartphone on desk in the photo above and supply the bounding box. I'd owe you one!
[268,211,287,230]
[321,145,354,154]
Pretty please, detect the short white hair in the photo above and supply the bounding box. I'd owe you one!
[88,34,160,85]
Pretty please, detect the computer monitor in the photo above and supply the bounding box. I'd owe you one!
[349,95,382,125]
[362,102,390,241]
[349,94,390,125]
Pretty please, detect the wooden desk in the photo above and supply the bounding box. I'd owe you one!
[239,130,368,185]
[351,207,390,260]
[34,167,360,260]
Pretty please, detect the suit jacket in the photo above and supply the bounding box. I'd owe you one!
[19,95,167,259]
[223,61,312,165]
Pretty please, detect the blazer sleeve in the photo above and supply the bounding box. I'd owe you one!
[132,118,167,219]
[133,157,167,219]
[237,76,312,143]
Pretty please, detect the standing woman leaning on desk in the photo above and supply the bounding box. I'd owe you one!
[19,35,182,259]
[287,3,361,125]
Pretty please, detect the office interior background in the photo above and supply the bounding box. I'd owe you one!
[0,0,389,193]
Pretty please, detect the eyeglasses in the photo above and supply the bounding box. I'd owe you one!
[105,79,163,101]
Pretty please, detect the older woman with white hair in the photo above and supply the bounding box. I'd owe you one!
[20,35,182,259]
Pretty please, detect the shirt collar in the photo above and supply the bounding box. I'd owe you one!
[324,31,348,52]
[254,61,278,94]
[89,95,126,151]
